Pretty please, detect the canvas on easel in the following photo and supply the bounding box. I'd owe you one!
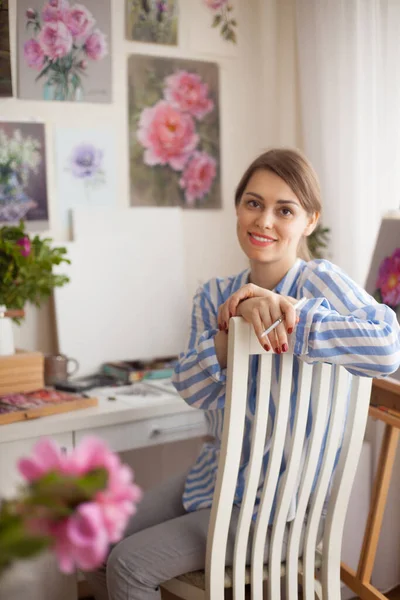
[365,212,400,380]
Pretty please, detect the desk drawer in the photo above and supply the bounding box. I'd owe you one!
[74,410,207,453]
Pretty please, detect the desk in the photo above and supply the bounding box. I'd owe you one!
[0,389,207,600]
[341,377,400,600]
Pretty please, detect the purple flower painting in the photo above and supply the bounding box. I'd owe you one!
[69,143,104,179]
[126,0,178,45]
[129,55,220,209]
[375,248,400,308]
[17,0,112,103]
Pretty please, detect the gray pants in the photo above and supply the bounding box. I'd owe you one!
[85,472,311,600]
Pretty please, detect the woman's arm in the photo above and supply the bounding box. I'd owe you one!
[172,283,228,410]
[294,260,400,377]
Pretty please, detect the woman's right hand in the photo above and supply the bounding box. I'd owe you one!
[217,283,271,330]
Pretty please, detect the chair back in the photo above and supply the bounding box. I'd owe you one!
[205,317,372,600]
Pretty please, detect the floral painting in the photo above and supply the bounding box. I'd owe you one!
[55,127,116,237]
[126,0,178,45]
[17,0,112,103]
[0,121,48,224]
[128,55,220,209]
[0,0,12,96]
[374,248,400,308]
[204,0,237,43]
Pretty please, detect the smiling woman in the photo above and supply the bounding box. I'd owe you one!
[84,148,400,600]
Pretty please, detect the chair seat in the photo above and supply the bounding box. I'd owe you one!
[175,555,322,590]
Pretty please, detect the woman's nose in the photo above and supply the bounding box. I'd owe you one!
[254,210,274,229]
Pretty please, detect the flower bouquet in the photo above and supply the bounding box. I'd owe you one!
[23,0,108,102]
[0,129,41,222]
[374,248,400,313]
[0,437,142,578]
[0,220,70,319]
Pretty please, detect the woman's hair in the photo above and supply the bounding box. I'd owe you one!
[234,148,322,260]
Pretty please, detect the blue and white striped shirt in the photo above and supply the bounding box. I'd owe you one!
[172,259,400,519]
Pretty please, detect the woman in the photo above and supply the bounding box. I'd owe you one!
[87,149,400,600]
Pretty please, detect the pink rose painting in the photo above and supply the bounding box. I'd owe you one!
[203,0,237,44]
[129,55,220,209]
[17,0,112,102]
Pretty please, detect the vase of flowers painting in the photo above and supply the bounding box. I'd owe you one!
[22,1,108,103]
[0,129,41,222]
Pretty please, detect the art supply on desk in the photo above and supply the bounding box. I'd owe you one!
[0,389,98,425]
[101,357,178,385]
[260,297,308,338]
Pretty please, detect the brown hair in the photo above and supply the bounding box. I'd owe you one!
[235,148,321,260]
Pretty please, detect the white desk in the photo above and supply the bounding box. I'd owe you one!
[0,387,207,600]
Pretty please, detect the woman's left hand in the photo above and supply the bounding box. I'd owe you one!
[217,283,271,330]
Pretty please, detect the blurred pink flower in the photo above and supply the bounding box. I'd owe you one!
[84,29,108,60]
[137,100,199,171]
[18,436,142,573]
[26,8,37,19]
[23,39,45,70]
[38,21,73,59]
[179,151,217,206]
[376,248,400,307]
[203,0,229,10]
[64,4,95,39]
[42,0,70,22]
[164,71,214,120]
[18,438,66,481]
[17,236,32,257]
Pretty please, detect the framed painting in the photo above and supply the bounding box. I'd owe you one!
[0,0,12,96]
[128,54,221,209]
[0,121,49,225]
[126,0,178,45]
[365,214,400,380]
[55,127,116,238]
[17,0,112,103]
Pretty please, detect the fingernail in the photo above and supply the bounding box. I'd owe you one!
[223,322,227,330]
[287,327,293,334]
[275,347,281,354]
[282,343,288,352]
[263,344,270,351]
[218,324,222,331]
[229,311,233,318]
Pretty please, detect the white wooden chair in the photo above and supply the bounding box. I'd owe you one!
[161,317,372,599]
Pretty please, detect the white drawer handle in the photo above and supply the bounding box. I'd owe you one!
[150,422,203,438]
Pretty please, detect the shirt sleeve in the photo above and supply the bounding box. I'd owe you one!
[172,282,227,410]
[293,260,400,377]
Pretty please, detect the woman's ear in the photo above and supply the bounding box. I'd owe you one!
[304,211,320,237]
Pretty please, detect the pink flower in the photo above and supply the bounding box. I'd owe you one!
[376,248,400,307]
[137,100,199,171]
[203,0,229,10]
[42,0,70,22]
[38,21,73,59]
[17,236,32,257]
[164,71,214,120]
[84,29,108,60]
[64,4,95,39]
[23,39,45,71]
[18,438,66,482]
[179,151,217,206]
[26,8,37,19]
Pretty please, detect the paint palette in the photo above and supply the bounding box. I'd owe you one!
[0,389,98,425]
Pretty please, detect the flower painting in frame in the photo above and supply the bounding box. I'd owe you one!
[0,0,13,97]
[0,121,49,225]
[128,55,221,209]
[17,0,112,103]
[55,127,116,237]
[126,0,178,45]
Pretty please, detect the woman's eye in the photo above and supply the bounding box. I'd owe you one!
[247,200,260,208]
[280,207,293,216]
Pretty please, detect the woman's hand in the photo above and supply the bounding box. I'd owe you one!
[221,292,299,353]
[217,283,271,330]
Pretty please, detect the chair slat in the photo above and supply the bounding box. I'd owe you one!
[251,353,294,599]
[321,376,372,599]
[268,360,313,600]
[286,363,331,600]
[302,366,350,600]
[232,353,273,600]
[206,318,251,599]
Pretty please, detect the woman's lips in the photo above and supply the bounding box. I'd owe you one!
[248,232,276,247]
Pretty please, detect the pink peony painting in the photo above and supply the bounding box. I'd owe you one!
[129,55,221,209]
[17,0,112,102]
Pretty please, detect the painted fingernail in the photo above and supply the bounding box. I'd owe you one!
[275,347,281,354]
[229,311,233,318]
[287,327,293,334]
[263,344,270,351]
[223,322,227,330]
[282,343,288,352]
[218,324,222,331]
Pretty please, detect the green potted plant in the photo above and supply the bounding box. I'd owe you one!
[0,220,70,355]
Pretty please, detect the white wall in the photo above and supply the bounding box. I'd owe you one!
[3,0,278,353]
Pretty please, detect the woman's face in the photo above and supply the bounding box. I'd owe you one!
[236,169,318,265]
